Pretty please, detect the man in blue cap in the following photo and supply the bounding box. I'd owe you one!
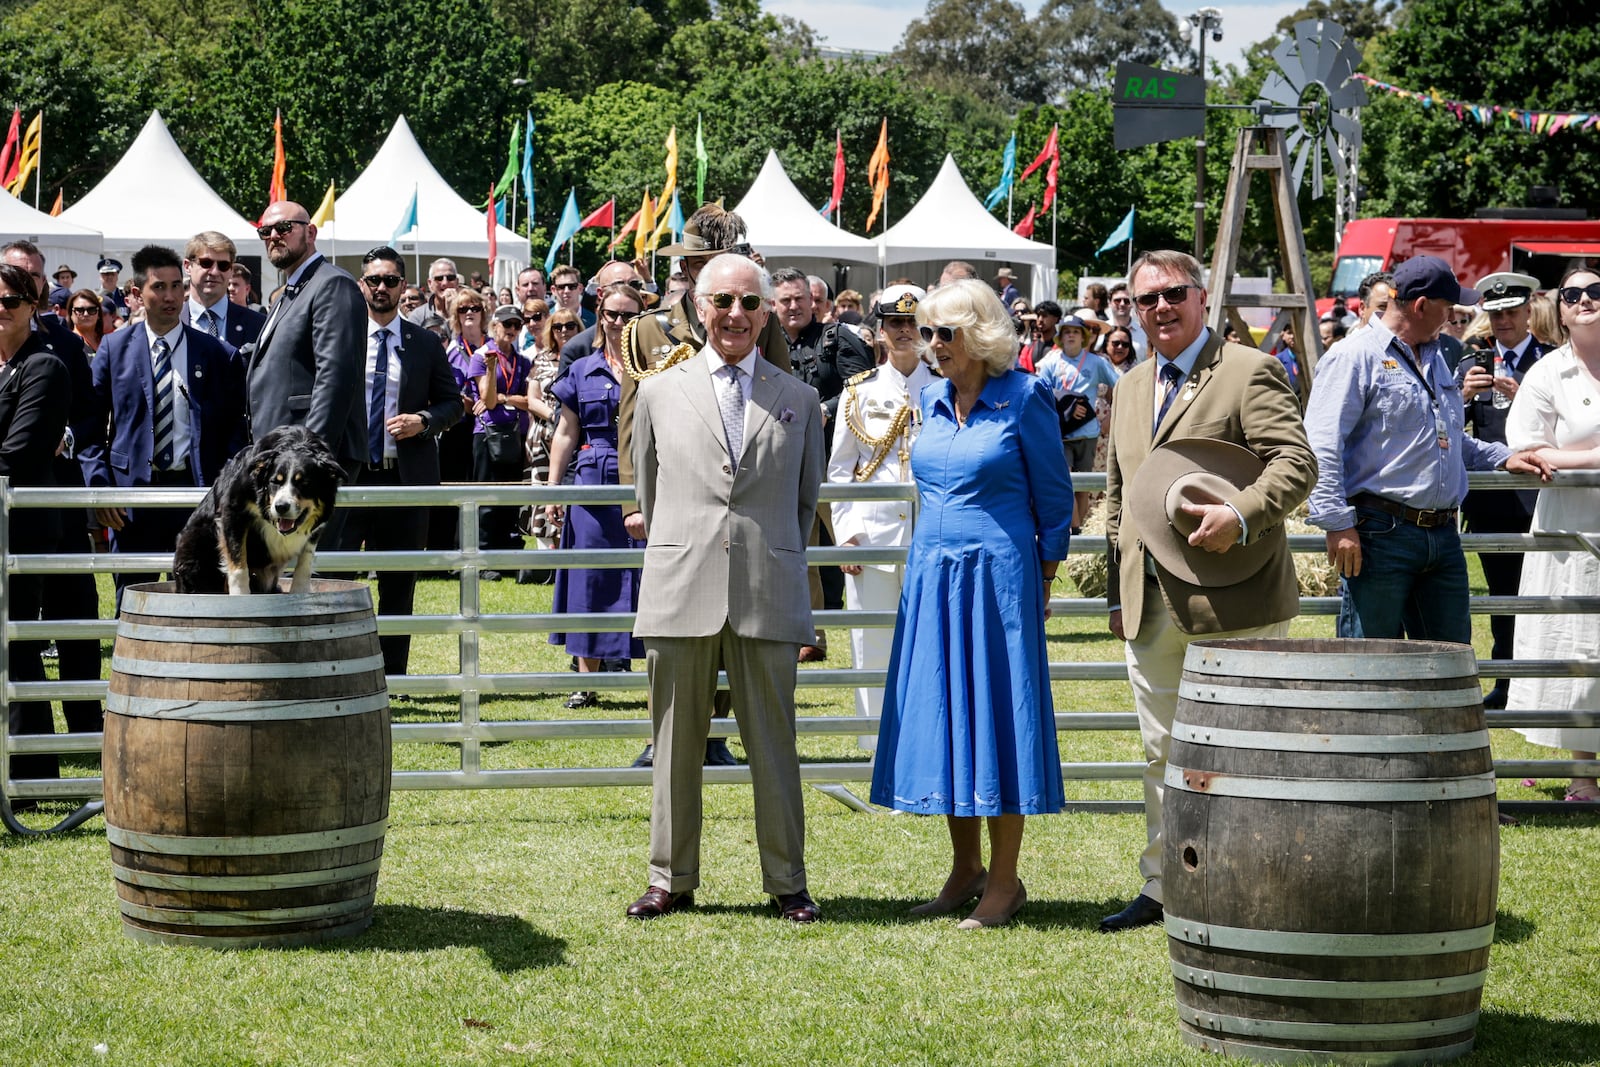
[97,257,127,311]
[1305,255,1552,641]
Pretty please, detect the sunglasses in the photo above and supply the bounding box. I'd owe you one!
[600,308,633,324]
[71,305,100,316]
[362,274,403,289]
[499,319,524,330]
[1111,296,1133,306]
[1133,284,1197,309]
[1449,315,1474,327]
[918,324,958,344]
[1559,283,1600,305]
[0,294,32,310]
[431,273,458,283]
[1107,338,1132,348]
[192,257,233,273]
[522,312,546,322]
[552,281,582,291]
[256,219,308,239]
[552,321,581,332]
[708,292,763,311]
[457,305,484,315]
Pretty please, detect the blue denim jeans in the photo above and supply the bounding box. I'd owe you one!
[1337,504,1471,643]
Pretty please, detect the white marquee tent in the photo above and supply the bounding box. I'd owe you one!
[1,190,104,290]
[877,155,1056,303]
[58,111,260,262]
[320,115,528,284]
[732,151,879,288]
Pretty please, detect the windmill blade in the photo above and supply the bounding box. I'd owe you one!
[1294,20,1328,71]
[1290,140,1312,195]
[1310,138,1326,200]
[1284,125,1309,160]
[1272,38,1308,90]
[1329,80,1368,111]
[1330,111,1362,146]
[1335,37,1365,82]
[1259,72,1304,107]
[1322,128,1348,184]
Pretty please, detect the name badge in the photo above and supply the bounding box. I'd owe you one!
[1435,414,1449,450]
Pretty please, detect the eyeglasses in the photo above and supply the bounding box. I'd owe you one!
[362,274,403,289]
[0,294,31,310]
[256,219,308,239]
[1559,283,1600,305]
[1110,296,1133,306]
[523,312,546,322]
[457,305,484,314]
[71,305,99,316]
[1448,315,1474,327]
[599,308,633,324]
[708,292,764,311]
[551,321,581,333]
[1106,339,1132,348]
[918,324,957,344]
[191,257,233,273]
[552,281,582,291]
[1133,285,1198,309]
[431,273,458,283]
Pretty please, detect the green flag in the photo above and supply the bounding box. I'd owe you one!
[491,122,521,200]
[695,113,707,207]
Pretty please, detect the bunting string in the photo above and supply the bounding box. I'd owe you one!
[1354,73,1600,136]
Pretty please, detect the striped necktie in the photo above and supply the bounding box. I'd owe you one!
[1154,361,1183,434]
[369,328,390,464]
[201,309,220,337]
[152,337,176,470]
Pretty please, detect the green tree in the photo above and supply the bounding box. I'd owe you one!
[1036,0,1184,94]
[894,0,1049,106]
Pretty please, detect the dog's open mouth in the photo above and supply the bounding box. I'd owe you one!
[276,516,302,533]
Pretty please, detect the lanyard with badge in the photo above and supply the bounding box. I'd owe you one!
[1390,338,1449,451]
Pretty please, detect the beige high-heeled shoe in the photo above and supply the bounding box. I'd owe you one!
[957,881,1027,930]
[908,870,988,917]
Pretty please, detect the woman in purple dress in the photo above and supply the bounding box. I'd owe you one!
[544,282,647,708]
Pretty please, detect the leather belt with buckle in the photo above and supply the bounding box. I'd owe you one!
[1349,492,1458,529]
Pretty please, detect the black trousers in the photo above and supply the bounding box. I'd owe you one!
[6,573,59,783]
[472,433,526,554]
[334,464,430,676]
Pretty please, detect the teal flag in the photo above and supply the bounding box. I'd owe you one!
[1097,208,1135,254]
[982,133,1016,212]
[391,185,418,243]
[544,188,581,272]
[521,111,535,227]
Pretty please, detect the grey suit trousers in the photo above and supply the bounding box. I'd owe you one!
[646,625,807,896]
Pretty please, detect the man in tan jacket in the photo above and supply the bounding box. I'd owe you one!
[1100,250,1316,932]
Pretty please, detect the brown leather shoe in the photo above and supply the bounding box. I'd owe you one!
[797,645,827,663]
[774,890,820,923]
[626,886,693,920]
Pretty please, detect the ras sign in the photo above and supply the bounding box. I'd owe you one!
[1113,61,1206,150]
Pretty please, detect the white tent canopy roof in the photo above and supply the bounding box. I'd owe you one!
[732,151,878,264]
[320,115,528,266]
[58,111,260,255]
[876,155,1056,303]
[1,190,104,287]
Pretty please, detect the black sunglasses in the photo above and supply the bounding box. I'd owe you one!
[71,305,99,315]
[522,311,546,322]
[1133,284,1198,309]
[457,304,484,314]
[1559,283,1600,305]
[0,294,32,310]
[599,308,634,324]
[918,324,957,344]
[1106,338,1132,347]
[499,318,524,330]
[432,273,458,283]
[552,281,582,291]
[708,292,763,311]
[362,274,403,289]
[256,219,308,239]
[552,321,581,332]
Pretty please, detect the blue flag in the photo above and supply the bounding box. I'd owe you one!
[982,133,1017,212]
[521,111,535,228]
[816,197,831,216]
[495,199,506,227]
[544,188,581,273]
[667,190,684,238]
[1098,208,1135,254]
[391,185,418,243]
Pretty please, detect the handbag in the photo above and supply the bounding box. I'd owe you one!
[483,421,525,465]
[1056,391,1097,435]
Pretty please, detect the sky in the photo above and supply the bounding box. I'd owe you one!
[765,0,1308,76]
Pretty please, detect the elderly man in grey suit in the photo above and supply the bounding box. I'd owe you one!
[244,201,366,468]
[628,253,826,923]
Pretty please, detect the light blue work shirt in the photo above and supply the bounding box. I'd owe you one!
[1035,347,1120,440]
[1305,318,1510,532]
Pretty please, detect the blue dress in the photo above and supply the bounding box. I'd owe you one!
[870,370,1074,816]
[547,353,644,660]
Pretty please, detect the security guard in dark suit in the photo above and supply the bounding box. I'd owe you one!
[1455,271,1552,708]
[617,205,791,768]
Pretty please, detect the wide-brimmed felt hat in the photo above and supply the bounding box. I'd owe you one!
[1057,313,1111,338]
[657,218,723,258]
[1127,438,1277,588]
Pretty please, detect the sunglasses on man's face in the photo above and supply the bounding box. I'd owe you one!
[1133,284,1197,309]
[918,324,957,344]
[363,274,403,289]
[1559,283,1600,305]
[432,273,458,283]
[552,281,582,291]
[256,219,308,239]
[708,292,763,312]
[192,257,232,273]
[0,294,32,310]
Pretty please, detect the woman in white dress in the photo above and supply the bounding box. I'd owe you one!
[1505,266,1600,802]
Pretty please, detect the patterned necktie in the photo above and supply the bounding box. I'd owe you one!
[152,337,175,470]
[369,328,390,464]
[716,363,744,460]
[201,309,220,338]
[1154,361,1183,434]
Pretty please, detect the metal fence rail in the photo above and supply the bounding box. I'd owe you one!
[6,471,1600,826]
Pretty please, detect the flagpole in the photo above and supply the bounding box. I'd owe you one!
[1007,186,1013,228]
[33,117,41,210]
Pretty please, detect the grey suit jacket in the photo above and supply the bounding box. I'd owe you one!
[633,348,824,644]
[243,255,368,462]
[391,320,466,484]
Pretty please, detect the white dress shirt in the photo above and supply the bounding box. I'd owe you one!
[145,321,191,471]
[366,318,404,460]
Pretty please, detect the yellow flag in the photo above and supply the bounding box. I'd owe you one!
[6,112,42,197]
[864,118,890,232]
[646,128,679,252]
[635,188,656,258]
[310,180,336,227]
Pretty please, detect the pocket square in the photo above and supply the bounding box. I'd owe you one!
[779,407,796,423]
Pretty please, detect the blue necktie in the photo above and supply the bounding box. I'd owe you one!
[152,337,176,470]
[201,309,220,337]
[369,328,390,464]
[1154,361,1183,434]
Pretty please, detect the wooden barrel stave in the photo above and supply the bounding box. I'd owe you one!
[1165,637,1498,1065]
[104,580,390,949]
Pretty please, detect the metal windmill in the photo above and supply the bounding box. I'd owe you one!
[1255,19,1367,243]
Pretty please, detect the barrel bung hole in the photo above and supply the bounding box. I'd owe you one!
[1182,845,1199,871]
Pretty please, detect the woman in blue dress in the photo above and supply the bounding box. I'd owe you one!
[870,279,1074,929]
[544,282,647,708]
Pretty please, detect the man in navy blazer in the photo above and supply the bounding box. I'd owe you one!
[180,230,266,354]
[242,201,366,468]
[79,244,247,600]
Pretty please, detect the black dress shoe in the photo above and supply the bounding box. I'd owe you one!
[774,890,820,923]
[1099,893,1164,933]
[626,886,693,919]
[564,690,597,709]
[1482,685,1509,709]
[480,570,502,582]
[631,744,654,768]
[704,738,737,766]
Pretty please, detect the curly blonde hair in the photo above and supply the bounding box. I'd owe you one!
[916,279,1017,376]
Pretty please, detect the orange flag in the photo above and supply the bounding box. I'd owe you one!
[864,119,889,232]
[268,110,287,204]
[609,208,642,251]
[48,189,62,216]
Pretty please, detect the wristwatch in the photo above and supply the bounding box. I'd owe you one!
[417,411,431,433]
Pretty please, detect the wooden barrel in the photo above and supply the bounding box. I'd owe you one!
[103,579,391,949]
[1164,638,1498,1065]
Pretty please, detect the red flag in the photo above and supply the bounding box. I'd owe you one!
[579,198,615,229]
[1019,124,1057,182]
[825,130,845,216]
[1043,147,1059,213]
[1012,203,1037,238]
[0,109,20,189]
[487,185,498,263]
[608,208,641,251]
[268,110,288,204]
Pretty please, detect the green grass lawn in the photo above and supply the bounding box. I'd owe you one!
[4,566,1600,1066]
